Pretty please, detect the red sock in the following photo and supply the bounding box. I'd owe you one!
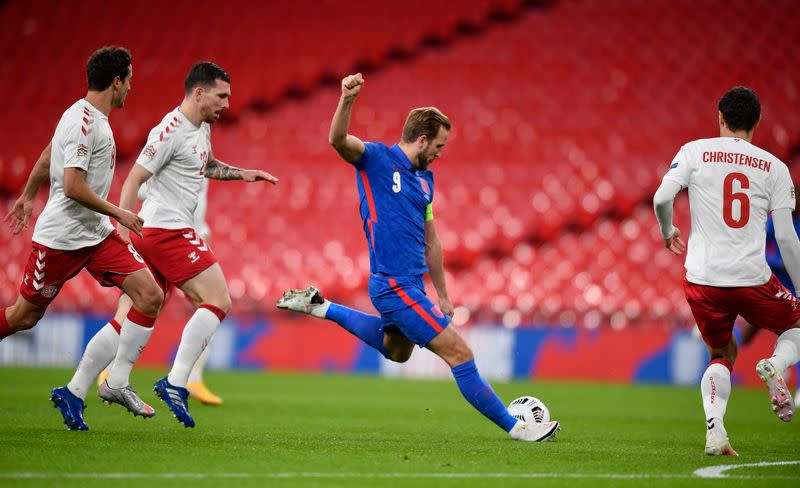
[0,308,13,339]
[126,308,157,328]
[709,357,733,373]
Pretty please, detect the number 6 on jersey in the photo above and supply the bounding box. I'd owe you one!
[723,172,749,228]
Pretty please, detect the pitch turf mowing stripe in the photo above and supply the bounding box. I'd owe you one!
[2,469,800,480]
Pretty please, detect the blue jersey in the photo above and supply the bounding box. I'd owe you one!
[354,142,434,277]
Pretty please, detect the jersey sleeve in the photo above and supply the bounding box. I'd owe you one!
[136,125,175,174]
[62,120,93,171]
[769,163,796,212]
[354,142,378,170]
[662,144,693,187]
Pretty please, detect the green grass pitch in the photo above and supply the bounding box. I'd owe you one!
[0,367,798,487]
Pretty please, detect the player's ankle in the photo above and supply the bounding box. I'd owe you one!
[311,300,331,319]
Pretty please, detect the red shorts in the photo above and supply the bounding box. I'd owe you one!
[130,228,218,293]
[684,274,800,349]
[20,231,148,307]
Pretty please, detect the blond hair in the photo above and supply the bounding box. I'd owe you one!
[401,107,451,143]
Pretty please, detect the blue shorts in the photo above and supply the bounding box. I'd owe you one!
[368,274,451,347]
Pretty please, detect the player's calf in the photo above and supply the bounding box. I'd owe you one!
[0,298,47,337]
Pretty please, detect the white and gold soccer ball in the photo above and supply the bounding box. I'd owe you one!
[508,396,550,423]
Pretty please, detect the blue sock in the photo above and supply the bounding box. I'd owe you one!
[325,303,390,358]
[452,359,518,432]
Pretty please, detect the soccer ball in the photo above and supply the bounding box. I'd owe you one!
[507,396,550,423]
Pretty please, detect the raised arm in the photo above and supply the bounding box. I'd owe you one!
[653,179,687,255]
[773,208,800,293]
[63,167,143,237]
[203,148,278,183]
[328,73,366,164]
[425,218,454,317]
[4,143,52,234]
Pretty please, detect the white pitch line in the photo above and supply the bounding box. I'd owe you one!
[1,471,799,481]
[694,460,800,478]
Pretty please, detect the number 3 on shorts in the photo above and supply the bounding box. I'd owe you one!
[128,243,145,264]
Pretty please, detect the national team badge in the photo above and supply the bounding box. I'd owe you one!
[418,177,431,201]
[41,286,58,298]
[76,144,88,158]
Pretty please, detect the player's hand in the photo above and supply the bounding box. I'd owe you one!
[439,296,455,318]
[117,224,131,243]
[116,209,144,238]
[341,73,365,99]
[241,169,279,184]
[4,196,34,234]
[664,226,686,255]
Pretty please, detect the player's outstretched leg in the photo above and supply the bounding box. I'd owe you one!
[701,358,737,456]
[50,386,88,431]
[428,327,559,442]
[277,286,390,357]
[756,328,800,422]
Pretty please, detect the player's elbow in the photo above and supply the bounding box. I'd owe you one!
[652,193,670,210]
[329,134,345,149]
[62,180,80,200]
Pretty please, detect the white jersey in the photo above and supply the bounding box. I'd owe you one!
[194,178,211,238]
[136,108,211,229]
[138,176,210,237]
[33,99,116,250]
[663,137,795,286]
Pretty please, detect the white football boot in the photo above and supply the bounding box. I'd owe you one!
[509,420,560,442]
[276,286,329,317]
[704,417,737,456]
[756,359,795,422]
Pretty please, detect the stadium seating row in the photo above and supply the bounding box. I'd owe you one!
[1,0,798,331]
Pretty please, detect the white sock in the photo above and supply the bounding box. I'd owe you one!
[67,322,119,399]
[168,308,221,388]
[187,343,211,383]
[770,328,800,374]
[701,362,731,422]
[107,317,154,389]
[311,300,331,319]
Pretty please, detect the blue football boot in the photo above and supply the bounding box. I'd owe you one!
[50,386,88,431]
[153,376,195,428]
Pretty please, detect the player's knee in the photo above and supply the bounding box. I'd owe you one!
[134,285,164,316]
[388,346,413,363]
[211,292,232,315]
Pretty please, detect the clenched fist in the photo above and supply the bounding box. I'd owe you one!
[341,73,365,99]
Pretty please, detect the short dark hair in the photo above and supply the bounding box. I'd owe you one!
[401,107,451,143]
[86,46,132,91]
[184,62,231,94]
[718,86,761,133]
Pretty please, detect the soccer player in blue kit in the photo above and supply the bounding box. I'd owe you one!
[278,73,559,441]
